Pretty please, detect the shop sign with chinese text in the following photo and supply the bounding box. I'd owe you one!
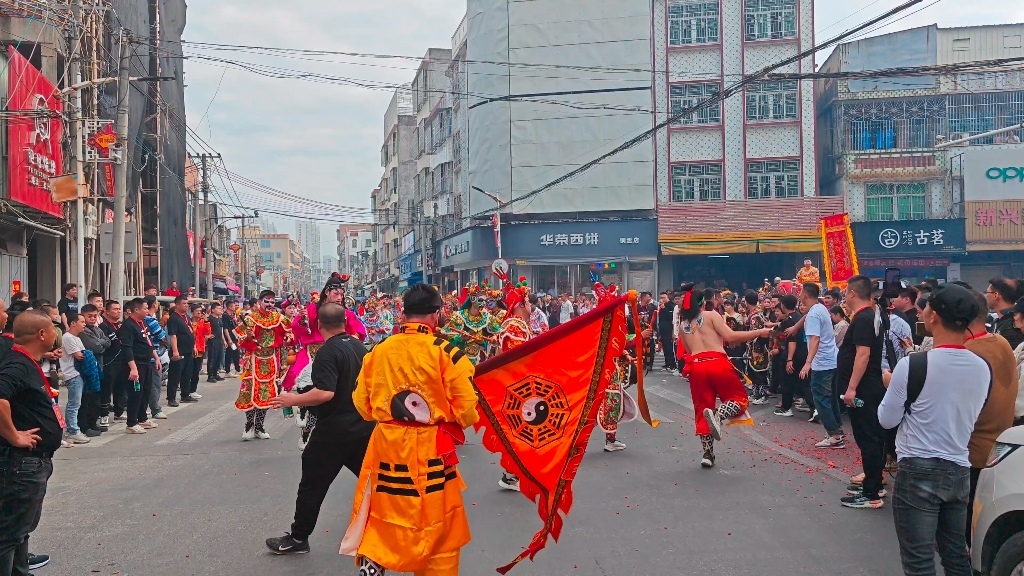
[851,218,966,255]
[966,200,1024,245]
[6,47,63,218]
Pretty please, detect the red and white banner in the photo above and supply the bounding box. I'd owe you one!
[820,213,859,287]
[7,47,63,218]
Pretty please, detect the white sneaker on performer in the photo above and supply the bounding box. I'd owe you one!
[242,428,254,441]
[604,440,626,452]
[703,408,723,441]
[498,472,521,491]
[255,430,270,440]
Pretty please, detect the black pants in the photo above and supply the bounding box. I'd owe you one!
[780,363,813,410]
[659,330,676,369]
[847,386,886,500]
[225,346,241,373]
[99,362,118,417]
[206,344,223,380]
[109,364,127,418]
[166,354,193,401]
[770,355,785,394]
[290,436,372,541]
[0,451,53,576]
[126,363,156,427]
[78,390,100,432]
[188,352,203,395]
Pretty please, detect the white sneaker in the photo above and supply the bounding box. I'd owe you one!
[126,425,146,434]
[498,473,521,491]
[793,401,812,413]
[139,421,157,429]
[99,416,110,427]
[703,408,723,441]
[67,432,91,444]
[749,396,769,405]
[815,435,847,449]
[297,437,307,451]
[255,430,270,440]
[773,407,794,417]
[189,393,202,399]
[604,440,626,452]
[809,410,820,423]
[242,428,254,441]
[152,412,168,420]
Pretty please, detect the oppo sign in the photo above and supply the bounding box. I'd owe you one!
[986,166,1024,183]
[964,148,1024,201]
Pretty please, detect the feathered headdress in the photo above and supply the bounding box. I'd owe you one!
[503,276,530,312]
[593,282,618,305]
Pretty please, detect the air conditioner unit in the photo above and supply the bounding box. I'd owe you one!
[949,132,970,147]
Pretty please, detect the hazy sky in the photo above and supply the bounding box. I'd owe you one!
[182,0,1024,254]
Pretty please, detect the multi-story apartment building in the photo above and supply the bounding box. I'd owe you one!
[256,233,303,295]
[408,48,453,290]
[295,221,321,270]
[375,88,417,293]
[339,229,374,292]
[817,23,1024,288]
[435,0,659,294]
[653,0,843,290]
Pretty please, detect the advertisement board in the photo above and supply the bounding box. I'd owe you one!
[6,47,64,217]
[962,146,1024,202]
[851,218,966,256]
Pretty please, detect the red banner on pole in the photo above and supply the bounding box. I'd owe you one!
[820,213,859,287]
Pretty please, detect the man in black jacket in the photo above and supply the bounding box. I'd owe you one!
[117,299,162,434]
[987,277,1024,349]
[99,301,125,423]
[77,304,111,436]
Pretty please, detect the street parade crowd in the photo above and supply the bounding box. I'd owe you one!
[2,259,1024,576]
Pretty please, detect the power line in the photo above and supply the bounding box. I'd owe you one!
[467,0,933,220]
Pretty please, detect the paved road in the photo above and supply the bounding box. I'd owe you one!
[34,367,901,576]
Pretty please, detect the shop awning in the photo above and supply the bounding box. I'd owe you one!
[659,230,820,255]
[661,241,757,255]
[757,238,821,253]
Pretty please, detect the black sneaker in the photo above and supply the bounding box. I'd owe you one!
[85,429,103,437]
[29,553,50,569]
[700,451,715,468]
[167,400,180,407]
[840,494,883,509]
[845,484,888,497]
[180,397,198,403]
[265,533,309,555]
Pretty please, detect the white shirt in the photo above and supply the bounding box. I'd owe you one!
[804,303,837,371]
[60,333,85,380]
[878,347,990,467]
[560,300,573,324]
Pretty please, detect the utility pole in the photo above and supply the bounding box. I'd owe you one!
[70,0,85,307]
[202,154,214,298]
[109,29,131,305]
[192,161,201,294]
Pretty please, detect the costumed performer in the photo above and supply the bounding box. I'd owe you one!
[235,289,293,440]
[340,283,478,576]
[439,284,502,365]
[676,284,771,468]
[796,257,821,286]
[360,295,393,347]
[594,282,640,453]
[494,277,533,491]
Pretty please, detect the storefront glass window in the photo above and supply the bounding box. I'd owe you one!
[535,264,624,296]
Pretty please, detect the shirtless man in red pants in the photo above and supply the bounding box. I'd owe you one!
[677,284,772,468]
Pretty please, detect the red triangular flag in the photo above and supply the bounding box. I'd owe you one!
[473,291,657,573]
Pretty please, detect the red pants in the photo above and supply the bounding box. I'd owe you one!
[685,351,749,436]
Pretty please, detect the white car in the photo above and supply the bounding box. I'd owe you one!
[972,425,1024,576]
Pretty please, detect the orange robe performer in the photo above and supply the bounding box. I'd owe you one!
[340,284,478,576]
[677,283,771,468]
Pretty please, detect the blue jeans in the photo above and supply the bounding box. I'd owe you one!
[809,369,843,435]
[63,375,84,435]
[892,457,972,576]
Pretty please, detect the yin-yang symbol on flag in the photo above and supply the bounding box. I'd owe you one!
[501,376,570,449]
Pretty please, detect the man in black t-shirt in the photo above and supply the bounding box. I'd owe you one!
[265,303,372,555]
[56,283,79,330]
[98,301,125,423]
[774,295,813,416]
[657,292,677,370]
[836,275,887,509]
[0,311,61,576]
[165,295,196,406]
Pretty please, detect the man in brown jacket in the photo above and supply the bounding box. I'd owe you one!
[964,290,1019,544]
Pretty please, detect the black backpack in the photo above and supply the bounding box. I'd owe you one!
[902,350,992,417]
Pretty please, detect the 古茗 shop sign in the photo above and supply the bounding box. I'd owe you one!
[986,166,1024,183]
